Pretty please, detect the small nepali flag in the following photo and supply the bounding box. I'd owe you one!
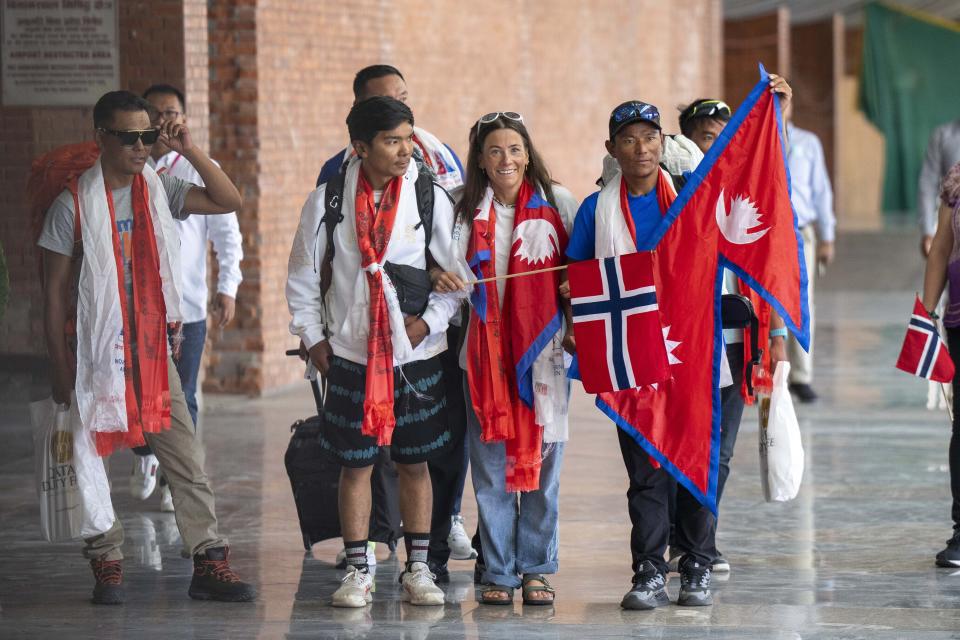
[896,296,955,383]
[568,252,671,393]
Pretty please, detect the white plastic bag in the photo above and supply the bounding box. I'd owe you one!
[758,362,805,502]
[31,395,115,541]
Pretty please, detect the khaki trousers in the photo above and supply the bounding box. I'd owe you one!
[82,356,226,561]
[788,224,816,384]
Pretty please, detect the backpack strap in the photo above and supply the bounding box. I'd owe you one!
[318,172,345,301]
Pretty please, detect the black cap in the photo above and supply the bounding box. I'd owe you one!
[608,101,661,139]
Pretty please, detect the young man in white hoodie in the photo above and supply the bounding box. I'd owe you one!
[288,96,462,607]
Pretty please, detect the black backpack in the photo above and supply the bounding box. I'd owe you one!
[318,164,444,298]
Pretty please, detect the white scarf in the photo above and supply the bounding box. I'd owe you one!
[340,126,464,191]
[338,157,415,362]
[74,160,182,435]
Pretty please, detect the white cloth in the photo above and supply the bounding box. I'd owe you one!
[287,157,462,366]
[455,185,579,443]
[337,126,464,191]
[155,151,243,323]
[787,123,835,243]
[74,160,182,436]
[592,168,733,387]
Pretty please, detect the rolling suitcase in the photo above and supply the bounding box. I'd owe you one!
[284,357,402,551]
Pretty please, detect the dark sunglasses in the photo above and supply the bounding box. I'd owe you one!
[612,102,659,123]
[98,127,161,146]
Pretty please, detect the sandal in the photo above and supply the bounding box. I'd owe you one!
[479,585,514,605]
[521,574,555,606]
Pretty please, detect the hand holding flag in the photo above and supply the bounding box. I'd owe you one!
[896,296,955,383]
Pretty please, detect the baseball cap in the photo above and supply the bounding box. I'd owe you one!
[609,101,661,139]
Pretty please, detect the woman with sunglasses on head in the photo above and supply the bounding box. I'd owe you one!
[433,112,578,605]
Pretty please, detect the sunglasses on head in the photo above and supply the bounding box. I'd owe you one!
[98,127,160,146]
[474,111,524,139]
[612,102,659,123]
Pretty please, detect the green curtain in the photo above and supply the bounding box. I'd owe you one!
[859,2,960,213]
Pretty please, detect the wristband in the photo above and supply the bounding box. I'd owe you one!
[769,327,788,339]
[928,309,941,320]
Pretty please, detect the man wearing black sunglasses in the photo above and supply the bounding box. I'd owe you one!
[37,90,255,605]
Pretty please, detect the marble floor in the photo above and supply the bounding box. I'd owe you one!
[2,230,960,639]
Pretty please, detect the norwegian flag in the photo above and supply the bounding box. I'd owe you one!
[568,252,671,393]
[595,65,809,514]
[896,296,955,382]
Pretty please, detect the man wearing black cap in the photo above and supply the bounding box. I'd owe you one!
[564,77,792,612]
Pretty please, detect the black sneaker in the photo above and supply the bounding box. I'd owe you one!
[188,547,258,602]
[789,383,818,403]
[935,533,960,568]
[90,558,125,605]
[678,557,713,606]
[427,559,450,583]
[711,552,730,573]
[621,560,669,610]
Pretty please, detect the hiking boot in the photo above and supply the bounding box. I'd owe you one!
[332,566,374,608]
[620,560,668,610]
[129,454,159,500]
[789,383,818,403]
[678,557,713,606]
[936,532,960,568]
[90,558,125,605]
[448,515,478,560]
[401,562,445,606]
[188,547,257,602]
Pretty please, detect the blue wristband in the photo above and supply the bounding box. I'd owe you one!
[769,327,788,339]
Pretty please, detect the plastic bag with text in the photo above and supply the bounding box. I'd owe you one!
[31,396,115,541]
[758,361,805,502]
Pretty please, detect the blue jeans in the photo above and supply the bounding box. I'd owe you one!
[465,381,564,588]
[133,320,206,457]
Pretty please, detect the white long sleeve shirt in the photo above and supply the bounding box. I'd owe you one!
[917,119,960,236]
[787,123,836,243]
[287,163,463,366]
[155,151,243,324]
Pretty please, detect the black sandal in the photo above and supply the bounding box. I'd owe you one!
[480,585,514,605]
[521,574,555,606]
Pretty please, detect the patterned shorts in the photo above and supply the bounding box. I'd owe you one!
[318,355,452,467]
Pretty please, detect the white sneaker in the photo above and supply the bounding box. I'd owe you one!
[332,566,374,608]
[159,485,174,512]
[448,515,478,560]
[129,454,159,500]
[335,542,377,569]
[401,562,445,606]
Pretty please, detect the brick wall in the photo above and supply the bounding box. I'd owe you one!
[0,1,208,356]
[235,0,724,393]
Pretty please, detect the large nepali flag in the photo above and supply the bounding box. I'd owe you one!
[568,252,671,393]
[597,65,810,514]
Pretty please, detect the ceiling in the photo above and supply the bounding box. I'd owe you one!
[723,0,960,25]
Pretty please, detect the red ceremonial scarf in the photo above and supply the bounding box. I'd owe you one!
[618,169,678,244]
[91,174,173,455]
[355,170,403,445]
[467,179,568,492]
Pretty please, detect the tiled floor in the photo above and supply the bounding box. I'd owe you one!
[2,231,959,639]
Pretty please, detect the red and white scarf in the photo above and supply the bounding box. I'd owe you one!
[72,159,182,456]
[466,180,569,492]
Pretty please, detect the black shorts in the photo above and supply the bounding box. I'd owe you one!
[318,355,452,467]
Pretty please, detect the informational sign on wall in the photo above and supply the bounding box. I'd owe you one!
[2,0,119,106]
